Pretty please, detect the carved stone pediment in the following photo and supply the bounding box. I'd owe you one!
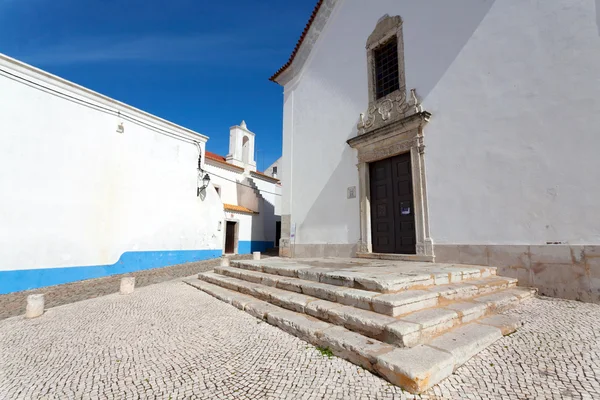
[358,88,426,135]
[367,15,402,48]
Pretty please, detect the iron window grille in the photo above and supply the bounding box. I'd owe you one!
[374,36,400,99]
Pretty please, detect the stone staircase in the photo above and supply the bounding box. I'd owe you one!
[186,257,535,394]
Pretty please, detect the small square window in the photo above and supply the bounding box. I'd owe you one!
[374,37,400,99]
[215,186,221,197]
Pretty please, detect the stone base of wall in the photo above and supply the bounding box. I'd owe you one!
[435,244,600,304]
[282,243,358,258]
[279,214,291,258]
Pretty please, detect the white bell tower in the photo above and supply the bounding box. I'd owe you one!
[226,120,257,172]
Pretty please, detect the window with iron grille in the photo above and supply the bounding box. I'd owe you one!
[374,37,400,99]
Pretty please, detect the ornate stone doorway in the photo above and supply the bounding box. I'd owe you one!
[348,111,434,261]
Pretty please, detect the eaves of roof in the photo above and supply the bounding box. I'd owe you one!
[223,204,259,214]
[250,170,280,184]
[269,0,324,83]
[205,156,244,172]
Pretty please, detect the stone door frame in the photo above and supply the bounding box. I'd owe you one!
[348,112,434,260]
[223,218,240,255]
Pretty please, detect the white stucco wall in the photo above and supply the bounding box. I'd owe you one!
[205,162,242,206]
[251,175,282,243]
[281,0,600,246]
[0,54,223,293]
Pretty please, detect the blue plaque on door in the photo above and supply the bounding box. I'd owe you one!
[401,202,411,215]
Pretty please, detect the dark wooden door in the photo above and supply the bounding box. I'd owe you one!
[225,221,236,254]
[369,153,416,254]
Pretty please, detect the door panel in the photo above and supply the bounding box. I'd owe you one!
[369,158,396,254]
[369,152,416,254]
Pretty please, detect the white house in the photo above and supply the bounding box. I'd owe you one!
[271,0,600,303]
[264,157,281,180]
[204,121,282,255]
[0,53,280,295]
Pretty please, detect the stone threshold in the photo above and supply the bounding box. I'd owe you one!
[356,252,435,262]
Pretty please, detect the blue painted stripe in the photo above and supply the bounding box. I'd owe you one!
[0,249,222,295]
[238,241,274,255]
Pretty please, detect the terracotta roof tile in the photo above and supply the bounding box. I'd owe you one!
[205,151,226,162]
[269,0,324,82]
[205,151,244,171]
[223,204,258,214]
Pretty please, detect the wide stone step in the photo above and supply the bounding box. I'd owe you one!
[197,271,533,348]
[230,259,497,293]
[184,278,520,394]
[215,265,518,317]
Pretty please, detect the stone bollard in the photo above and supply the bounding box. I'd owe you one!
[26,294,45,319]
[120,277,135,295]
[253,251,261,260]
[220,257,230,267]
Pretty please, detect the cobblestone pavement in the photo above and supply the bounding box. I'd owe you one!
[0,254,268,321]
[0,280,599,400]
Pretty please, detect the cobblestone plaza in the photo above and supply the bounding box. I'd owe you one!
[1,277,599,399]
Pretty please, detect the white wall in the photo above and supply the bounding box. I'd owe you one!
[281,0,600,246]
[0,54,223,293]
[251,175,282,243]
[205,162,243,206]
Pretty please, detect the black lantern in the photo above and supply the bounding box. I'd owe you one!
[197,173,211,196]
[201,173,211,189]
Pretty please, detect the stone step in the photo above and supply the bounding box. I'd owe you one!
[197,271,534,348]
[184,278,520,394]
[230,259,497,293]
[215,265,518,317]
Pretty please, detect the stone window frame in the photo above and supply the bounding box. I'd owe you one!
[366,15,406,107]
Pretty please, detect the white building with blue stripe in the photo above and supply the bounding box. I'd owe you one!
[0,53,280,295]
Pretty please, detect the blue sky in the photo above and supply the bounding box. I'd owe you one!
[0,0,316,170]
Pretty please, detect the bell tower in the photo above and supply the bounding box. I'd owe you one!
[226,120,256,172]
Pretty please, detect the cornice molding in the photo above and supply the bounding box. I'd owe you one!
[0,53,208,143]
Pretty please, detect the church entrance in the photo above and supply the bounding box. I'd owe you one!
[369,152,416,254]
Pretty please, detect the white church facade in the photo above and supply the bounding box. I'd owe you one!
[272,0,600,303]
[0,53,280,294]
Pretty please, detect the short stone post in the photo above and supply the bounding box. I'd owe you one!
[220,257,230,267]
[26,294,45,319]
[120,277,135,295]
[253,251,261,260]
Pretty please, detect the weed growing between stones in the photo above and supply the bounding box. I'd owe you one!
[315,346,334,359]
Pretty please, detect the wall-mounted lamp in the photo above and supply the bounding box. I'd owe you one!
[197,173,211,196]
[196,151,211,196]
